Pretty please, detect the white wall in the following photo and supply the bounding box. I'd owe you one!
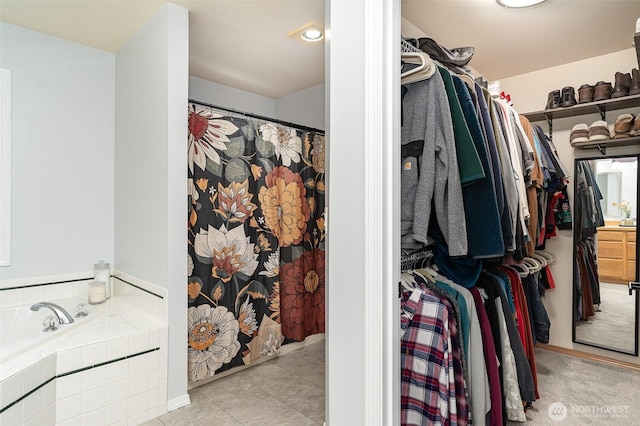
[114,3,189,408]
[276,83,325,130]
[188,75,275,117]
[189,76,325,130]
[501,48,640,365]
[0,22,115,281]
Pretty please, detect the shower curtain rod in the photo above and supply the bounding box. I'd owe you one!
[188,98,325,135]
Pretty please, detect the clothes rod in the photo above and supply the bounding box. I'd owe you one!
[188,98,325,135]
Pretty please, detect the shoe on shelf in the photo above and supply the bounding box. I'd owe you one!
[630,69,640,96]
[545,89,561,109]
[588,120,611,141]
[578,84,594,103]
[613,113,635,138]
[612,72,632,98]
[593,81,613,101]
[570,123,589,145]
[633,113,640,136]
[560,86,577,107]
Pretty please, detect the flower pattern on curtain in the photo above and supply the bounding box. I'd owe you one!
[187,104,326,381]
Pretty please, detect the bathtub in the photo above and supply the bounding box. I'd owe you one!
[0,297,96,367]
[0,275,169,425]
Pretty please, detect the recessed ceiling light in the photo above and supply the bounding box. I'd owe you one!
[302,29,323,42]
[288,23,324,47]
[496,0,547,8]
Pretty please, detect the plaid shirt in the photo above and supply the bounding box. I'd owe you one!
[401,288,468,425]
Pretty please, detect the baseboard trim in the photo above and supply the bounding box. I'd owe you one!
[538,343,640,372]
[167,394,191,411]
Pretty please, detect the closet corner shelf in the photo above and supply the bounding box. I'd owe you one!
[570,135,640,153]
[521,93,640,123]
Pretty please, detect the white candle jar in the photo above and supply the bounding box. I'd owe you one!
[93,260,111,299]
[88,280,106,304]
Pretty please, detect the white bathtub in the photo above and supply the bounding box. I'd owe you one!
[0,297,96,367]
[0,276,169,425]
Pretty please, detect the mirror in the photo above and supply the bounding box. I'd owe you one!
[573,155,639,355]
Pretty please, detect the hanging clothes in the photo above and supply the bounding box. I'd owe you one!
[470,287,503,426]
[401,71,468,256]
[519,116,544,256]
[500,265,541,399]
[575,160,605,240]
[428,272,492,426]
[575,239,600,321]
[451,74,504,259]
[398,37,572,425]
[400,283,470,426]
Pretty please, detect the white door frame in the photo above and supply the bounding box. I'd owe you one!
[326,0,400,423]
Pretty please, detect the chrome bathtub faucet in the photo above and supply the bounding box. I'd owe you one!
[30,302,75,324]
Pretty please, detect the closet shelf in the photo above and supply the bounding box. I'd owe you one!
[570,135,640,154]
[521,93,640,122]
[521,93,640,148]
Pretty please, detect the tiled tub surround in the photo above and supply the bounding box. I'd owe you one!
[0,272,168,425]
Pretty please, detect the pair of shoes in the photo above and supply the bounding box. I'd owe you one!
[569,123,589,145]
[613,113,640,138]
[611,69,640,98]
[545,87,576,109]
[588,121,611,141]
[594,81,613,101]
[578,84,594,103]
[612,72,633,98]
[569,121,611,145]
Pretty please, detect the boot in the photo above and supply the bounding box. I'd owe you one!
[560,86,577,107]
[546,89,561,109]
[578,84,594,103]
[612,72,631,98]
[630,69,640,96]
[593,81,613,101]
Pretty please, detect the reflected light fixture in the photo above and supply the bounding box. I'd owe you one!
[496,0,547,8]
[288,22,324,47]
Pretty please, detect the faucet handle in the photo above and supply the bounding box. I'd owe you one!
[42,315,59,332]
[75,303,89,317]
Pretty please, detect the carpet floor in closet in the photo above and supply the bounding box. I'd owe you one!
[508,347,640,425]
[143,340,640,425]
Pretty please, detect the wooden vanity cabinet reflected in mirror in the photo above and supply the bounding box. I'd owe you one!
[573,155,639,355]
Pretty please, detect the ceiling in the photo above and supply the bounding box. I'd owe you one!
[1,0,639,99]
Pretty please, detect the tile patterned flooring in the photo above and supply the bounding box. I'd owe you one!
[142,340,325,425]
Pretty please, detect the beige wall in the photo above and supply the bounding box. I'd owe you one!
[501,48,640,365]
[501,48,638,114]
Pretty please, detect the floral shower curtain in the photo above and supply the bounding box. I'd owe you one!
[187,103,326,381]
